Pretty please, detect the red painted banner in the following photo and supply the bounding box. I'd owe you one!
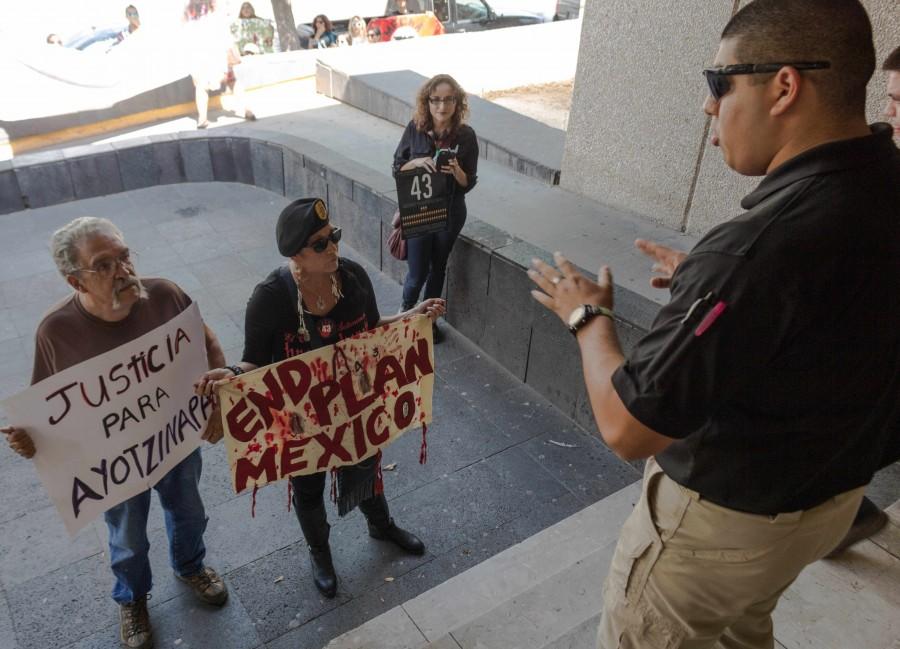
[219,316,434,493]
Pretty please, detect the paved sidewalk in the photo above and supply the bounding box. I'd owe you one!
[0,183,641,649]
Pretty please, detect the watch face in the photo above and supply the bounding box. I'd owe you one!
[567,305,587,328]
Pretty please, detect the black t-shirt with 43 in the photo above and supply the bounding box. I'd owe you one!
[242,258,381,366]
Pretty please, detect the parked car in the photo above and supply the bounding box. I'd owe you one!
[423,0,545,33]
[552,0,583,20]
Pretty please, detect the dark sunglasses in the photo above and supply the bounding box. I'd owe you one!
[306,227,342,253]
[702,61,830,102]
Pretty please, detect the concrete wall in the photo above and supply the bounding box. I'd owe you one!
[0,129,664,434]
[562,0,900,236]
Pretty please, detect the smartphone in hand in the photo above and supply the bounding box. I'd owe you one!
[435,147,457,170]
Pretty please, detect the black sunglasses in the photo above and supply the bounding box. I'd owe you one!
[702,61,830,102]
[306,227,342,253]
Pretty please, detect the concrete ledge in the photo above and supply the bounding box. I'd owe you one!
[317,67,564,186]
[1,50,319,144]
[0,129,666,432]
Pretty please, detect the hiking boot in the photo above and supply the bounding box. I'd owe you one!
[176,566,228,606]
[119,596,152,649]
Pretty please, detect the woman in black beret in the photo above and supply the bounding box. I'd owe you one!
[196,198,444,598]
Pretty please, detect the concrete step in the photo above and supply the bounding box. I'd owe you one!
[543,614,601,649]
[771,499,900,649]
[325,482,641,649]
[446,544,613,649]
[326,488,900,649]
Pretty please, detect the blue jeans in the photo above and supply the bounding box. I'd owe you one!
[103,449,208,604]
[402,201,466,307]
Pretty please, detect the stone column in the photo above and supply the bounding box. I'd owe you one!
[562,0,900,236]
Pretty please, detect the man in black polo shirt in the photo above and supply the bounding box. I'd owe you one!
[529,0,899,647]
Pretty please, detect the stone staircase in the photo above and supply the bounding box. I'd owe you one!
[326,489,900,649]
[324,483,639,649]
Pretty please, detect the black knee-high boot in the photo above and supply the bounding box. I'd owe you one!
[295,502,337,598]
[358,494,425,555]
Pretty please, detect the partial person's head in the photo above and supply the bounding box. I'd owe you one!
[349,16,367,40]
[184,0,216,21]
[51,217,147,314]
[704,0,875,176]
[882,46,900,140]
[395,0,409,13]
[46,33,62,45]
[239,2,255,19]
[276,199,340,275]
[414,74,469,134]
[125,5,140,28]
[313,14,332,33]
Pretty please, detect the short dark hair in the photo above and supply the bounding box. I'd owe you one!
[884,46,900,72]
[721,0,874,116]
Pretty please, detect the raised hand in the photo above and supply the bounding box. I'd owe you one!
[2,426,35,459]
[634,239,687,289]
[528,252,613,324]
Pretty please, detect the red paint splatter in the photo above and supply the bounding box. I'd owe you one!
[264,432,275,446]
[303,401,319,426]
[247,441,262,454]
[419,423,428,464]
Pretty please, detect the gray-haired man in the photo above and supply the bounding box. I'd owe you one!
[2,217,228,649]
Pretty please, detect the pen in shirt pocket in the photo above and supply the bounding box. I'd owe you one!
[645,292,727,384]
[680,291,727,335]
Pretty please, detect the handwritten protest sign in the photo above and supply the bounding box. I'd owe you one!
[1,304,213,536]
[219,316,434,493]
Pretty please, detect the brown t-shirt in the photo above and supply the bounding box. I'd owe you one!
[31,278,193,384]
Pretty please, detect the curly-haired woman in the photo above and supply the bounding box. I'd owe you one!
[392,74,478,342]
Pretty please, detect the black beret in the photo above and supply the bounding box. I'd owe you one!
[275,198,330,256]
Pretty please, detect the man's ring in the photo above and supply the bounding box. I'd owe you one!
[551,277,561,285]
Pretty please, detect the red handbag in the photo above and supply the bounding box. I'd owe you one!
[387,209,407,261]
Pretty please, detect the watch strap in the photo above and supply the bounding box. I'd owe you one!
[568,304,614,335]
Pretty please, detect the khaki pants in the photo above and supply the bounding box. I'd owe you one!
[597,458,865,649]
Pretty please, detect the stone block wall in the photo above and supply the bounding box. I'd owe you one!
[0,129,661,435]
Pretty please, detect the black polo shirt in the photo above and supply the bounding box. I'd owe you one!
[612,124,900,515]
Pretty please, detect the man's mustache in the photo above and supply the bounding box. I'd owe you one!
[111,276,149,307]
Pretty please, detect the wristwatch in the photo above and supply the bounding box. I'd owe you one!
[567,304,614,335]
[225,365,244,376]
